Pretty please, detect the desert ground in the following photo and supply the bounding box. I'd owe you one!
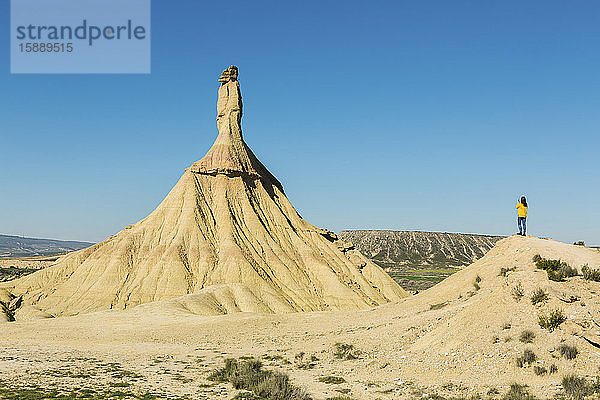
[1,235,599,399]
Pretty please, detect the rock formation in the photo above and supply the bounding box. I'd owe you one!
[0,66,407,320]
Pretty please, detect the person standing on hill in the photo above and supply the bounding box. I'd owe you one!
[516,196,528,236]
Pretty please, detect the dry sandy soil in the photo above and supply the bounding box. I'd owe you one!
[1,235,599,399]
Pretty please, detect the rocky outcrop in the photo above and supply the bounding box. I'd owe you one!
[0,66,407,320]
[339,230,503,268]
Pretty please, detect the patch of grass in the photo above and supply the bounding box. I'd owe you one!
[562,375,587,400]
[549,364,558,374]
[502,383,537,400]
[512,283,524,301]
[538,309,566,331]
[318,376,346,384]
[0,383,163,400]
[519,330,535,343]
[530,288,549,305]
[558,344,578,360]
[516,349,536,368]
[430,302,448,310]
[392,275,445,282]
[208,358,311,400]
[333,343,361,360]
[411,268,460,274]
[499,266,517,277]
[582,264,600,282]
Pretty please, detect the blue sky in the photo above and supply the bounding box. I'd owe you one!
[1,0,598,245]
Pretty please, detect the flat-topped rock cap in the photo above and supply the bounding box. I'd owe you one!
[189,66,282,191]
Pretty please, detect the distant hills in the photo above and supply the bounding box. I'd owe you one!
[0,234,93,257]
[338,230,505,291]
[339,230,504,268]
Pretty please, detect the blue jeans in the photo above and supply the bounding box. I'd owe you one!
[518,217,526,235]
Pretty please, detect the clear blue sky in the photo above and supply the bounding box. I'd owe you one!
[1,1,598,245]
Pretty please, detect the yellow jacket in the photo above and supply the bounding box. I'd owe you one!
[516,203,527,218]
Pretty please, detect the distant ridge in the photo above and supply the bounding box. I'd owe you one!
[339,230,504,268]
[0,234,93,258]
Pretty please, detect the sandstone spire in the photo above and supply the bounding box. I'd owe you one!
[189,66,282,190]
[0,67,407,320]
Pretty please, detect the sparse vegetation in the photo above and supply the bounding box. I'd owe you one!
[430,301,448,310]
[549,364,558,374]
[0,381,164,400]
[512,283,524,301]
[562,375,587,400]
[318,376,346,384]
[502,322,512,330]
[530,288,549,305]
[519,330,535,343]
[502,383,537,400]
[582,264,600,282]
[533,256,578,282]
[558,344,578,360]
[333,343,361,360]
[574,241,585,246]
[516,349,536,367]
[533,366,547,375]
[294,352,318,369]
[208,358,311,400]
[499,266,517,277]
[538,309,566,331]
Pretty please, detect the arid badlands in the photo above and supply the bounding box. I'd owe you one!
[1,67,599,400]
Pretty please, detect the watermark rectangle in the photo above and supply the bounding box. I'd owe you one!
[11,0,151,74]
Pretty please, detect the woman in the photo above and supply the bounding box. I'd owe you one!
[516,196,528,236]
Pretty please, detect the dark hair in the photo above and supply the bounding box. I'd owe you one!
[521,196,527,207]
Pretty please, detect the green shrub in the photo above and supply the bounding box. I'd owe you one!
[333,343,361,360]
[574,241,585,246]
[558,344,578,360]
[533,366,547,375]
[512,283,524,301]
[562,375,588,400]
[519,330,535,343]
[582,265,600,282]
[530,288,549,305]
[534,257,578,281]
[502,383,537,400]
[538,309,566,331]
[208,358,311,400]
[516,349,536,367]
